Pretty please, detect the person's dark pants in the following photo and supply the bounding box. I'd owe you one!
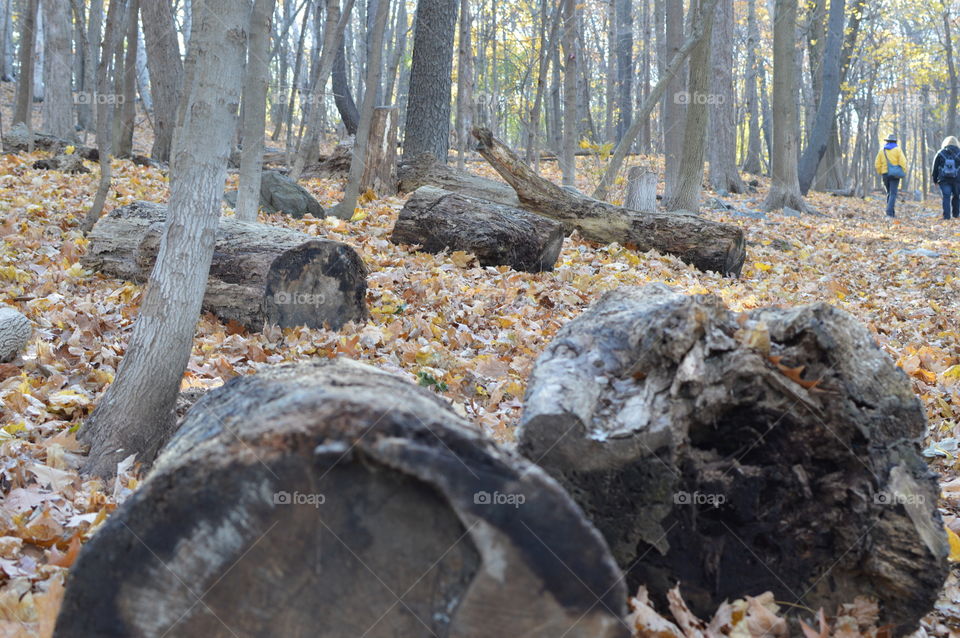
[940,181,960,219]
[883,176,900,217]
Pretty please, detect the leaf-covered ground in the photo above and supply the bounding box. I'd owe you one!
[2,139,960,635]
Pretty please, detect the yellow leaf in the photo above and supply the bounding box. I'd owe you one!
[947,526,960,562]
[350,208,367,222]
[64,145,75,155]
[754,262,773,272]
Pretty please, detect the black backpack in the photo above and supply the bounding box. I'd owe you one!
[944,151,959,181]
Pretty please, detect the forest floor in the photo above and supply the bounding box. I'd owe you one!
[2,128,960,635]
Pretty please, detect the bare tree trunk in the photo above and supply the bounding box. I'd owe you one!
[615,0,632,142]
[763,0,808,212]
[741,0,762,174]
[80,0,128,233]
[946,5,958,135]
[116,0,139,157]
[706,0,745,193]
[454,0,472,170]
[77,0,102,133]
[79,0,250,478]
[12,0,38,128]
[141,0,183,162]
[402,0,457,161]
[42,0,74,140]
[559,0,578,186]
[524,0,559,164]
[660,0,684,199]
[333,0,390,218]
[236,0,276,223]
[290,0,356,180]
[332,29,359,134]
[663,0,715,211]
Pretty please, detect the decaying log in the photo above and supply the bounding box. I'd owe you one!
[0,306,31,362]
[32,153,90,174]
[397,152,521,207]
[81,201,367,331]
[518,284,948,635]
[472,128,746,276]
[55,359,629,638]
[300,139,354,179]
[391,186,565,272]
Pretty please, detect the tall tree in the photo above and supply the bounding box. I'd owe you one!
[454,0,472,169]
[706,0,745,193]
[12,0,38,128]
[116,0,139,157]
[659,0,685,199]
[763,0,808,212]
[943,1,958,136]
[663,0,717,211]
[615,0,632,142]
[141,0,184,162]
[741,0,763,174]
[42,0,75,140]
[402,0,458,161]
[77,0,103,133]
[236,0,277,223]
[80,0,251,477]
[797,0,846,194]
[332,36,360,134]
[559,0,578,186]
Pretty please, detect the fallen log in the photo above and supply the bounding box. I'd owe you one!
[55,359,629,638]
[518,284,948,635]
[300,139,353,179]
[0,306,31,362]
[397,152,521,207]
[472,128,746,276]
[81,201,367,331]
[391,186,565,272]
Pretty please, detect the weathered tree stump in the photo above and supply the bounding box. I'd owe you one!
[472,128,746,276]
[0,306,31,362]
[55,359,629,638]
[518,285,948,635]
[82,201,367,331]
[397,152,522,207]
[391,186,565,272]
[359,106,399,197]
[625,167,657,213]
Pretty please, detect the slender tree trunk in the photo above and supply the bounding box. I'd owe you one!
[763,0,808,212]
[332,34,359,134]
[559,0,577,186]
[80,0,128,233]
[946,6,958,136]
[141,0,183,162]
[382,0,407,104]
[12,0,38,127]
[78,0,102,133]
[80,0,250,478]
[741,0,762,174]
[524,0,558,164]
[455,0,472,169]
[663,0,716,211]
[116,0,139,157]
[236,0,276,223]
[402,0,458,161]
[615,0,632,143]
[705,0,744,193]
[333,0,390,218]
[42,0,74,140]
[290,0,355,180]
[660,0,684,199]
[283,3,310,158]
[797,0,845,194]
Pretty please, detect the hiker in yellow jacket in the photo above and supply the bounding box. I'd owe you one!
[875,134,907,218]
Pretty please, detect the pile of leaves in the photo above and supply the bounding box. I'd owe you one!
[2,141,960,635]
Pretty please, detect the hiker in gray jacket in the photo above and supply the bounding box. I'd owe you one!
[933,136,960,220]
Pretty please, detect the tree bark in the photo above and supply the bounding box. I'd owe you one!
[455,0,472,169]
[83,200,368,332]
[41,0,75,140]
[78,0,250,478]
[473,127,746,276]
[0,305,30,363]
[398,152,521,205]
[402,0,457,161]
[519,284,949,635]
[236,0,276,223]
[559,0,578,186]
[331,35,359,134]
[76,0,102,132]
[141,0,183,162]
[660,0,684,200]
[662,0,716,211]
[625,166,656,212]
[797,0,845,194]
[12,0,38,128]
[706,0,745,193]
[741,0,762,175]
[615,0,632,142]
[56,359,628,638]
[392,186,564,272]
[116,0,139,157]
[763,0,808,212]
[359,106,398,196]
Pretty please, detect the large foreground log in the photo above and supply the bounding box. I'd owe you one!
[82,201,367,330]
[397,152,521,207]
[518,285,948,635]
[391,186,565,272]
[472,128,746,276]
[55,359,628,638]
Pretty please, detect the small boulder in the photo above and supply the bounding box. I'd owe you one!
[225,171,328,219]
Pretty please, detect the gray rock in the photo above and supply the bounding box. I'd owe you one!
[782,206,802,217]
[0,306,31,362]
[731,209,767,220]
[895,248,941,258]
[224,171,326,219]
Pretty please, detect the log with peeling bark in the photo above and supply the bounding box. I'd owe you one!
[391,186,565,272]
[471,128,746,276]
[397,152,522,207]
[518,284,948,635]
[54,359,629,638]
[0,306,31,362]
[81,201,367,331]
